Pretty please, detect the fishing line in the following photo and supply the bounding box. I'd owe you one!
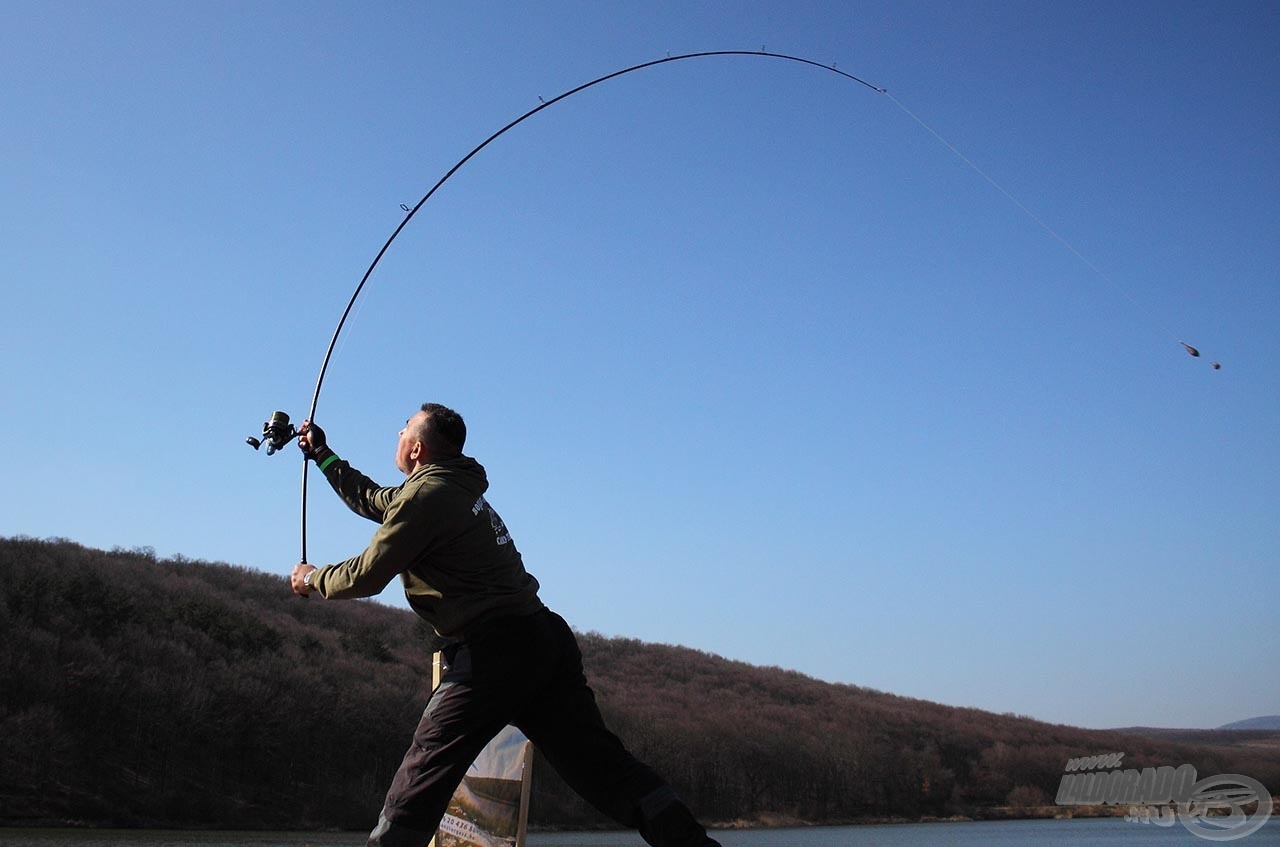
[883,92,1214,367]
[288,49,1215,566]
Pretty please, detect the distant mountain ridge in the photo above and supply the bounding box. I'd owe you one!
[1,536,1276,829]
[1219,716,1280,731]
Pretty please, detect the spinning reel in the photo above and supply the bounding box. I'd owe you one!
[245,410,298,456]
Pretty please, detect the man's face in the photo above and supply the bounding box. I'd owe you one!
[396,411,428,473]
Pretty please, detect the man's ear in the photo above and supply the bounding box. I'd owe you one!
[410,440,425,463]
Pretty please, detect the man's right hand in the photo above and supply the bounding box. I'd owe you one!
[298,420,327,460]
[291,562,318,596]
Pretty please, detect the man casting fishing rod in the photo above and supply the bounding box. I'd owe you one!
[290,403,720,847]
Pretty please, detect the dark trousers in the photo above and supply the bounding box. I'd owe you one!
[368,608,718,847]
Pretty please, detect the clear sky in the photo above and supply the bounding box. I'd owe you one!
[2,1,1276,731]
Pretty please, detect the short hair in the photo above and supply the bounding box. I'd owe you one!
[418,403,466,457]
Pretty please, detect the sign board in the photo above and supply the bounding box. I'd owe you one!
[435,725,533,847]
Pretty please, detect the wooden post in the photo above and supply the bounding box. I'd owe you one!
[428,650,443,847]
[516,740,534,847]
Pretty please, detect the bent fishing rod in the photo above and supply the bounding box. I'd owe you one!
[245,50,887,565]
[245,49,1217,567]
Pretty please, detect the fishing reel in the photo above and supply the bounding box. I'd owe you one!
[246,410,298,456]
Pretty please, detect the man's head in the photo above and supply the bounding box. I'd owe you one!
[396,403,467,473]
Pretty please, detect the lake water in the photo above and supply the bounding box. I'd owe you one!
[0,818,1277,846]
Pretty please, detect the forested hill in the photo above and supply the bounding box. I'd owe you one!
[2,537,1275,830]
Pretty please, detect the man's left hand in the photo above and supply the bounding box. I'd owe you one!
[291,562,318,596]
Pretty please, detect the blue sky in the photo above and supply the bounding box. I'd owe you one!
[2,1,1276,731]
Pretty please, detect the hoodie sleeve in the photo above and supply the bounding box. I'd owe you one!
[317,453,402,523]
[311,491,433,600]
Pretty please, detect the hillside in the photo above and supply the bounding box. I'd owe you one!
[1,537,1275,830]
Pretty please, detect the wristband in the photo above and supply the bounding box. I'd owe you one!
[318,453,340,472]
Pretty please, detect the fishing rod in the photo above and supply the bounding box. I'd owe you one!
[247,50,887,565]
[246,49,1217,566]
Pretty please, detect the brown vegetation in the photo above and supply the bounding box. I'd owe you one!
[1,537,1275,830]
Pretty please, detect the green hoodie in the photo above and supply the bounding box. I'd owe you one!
[309,453,544,638]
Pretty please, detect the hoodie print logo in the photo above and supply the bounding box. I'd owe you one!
[472,496,512,545]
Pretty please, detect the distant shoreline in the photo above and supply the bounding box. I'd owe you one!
[0,805,1129,832]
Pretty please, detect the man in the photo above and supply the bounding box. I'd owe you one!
[290,403,720,847]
